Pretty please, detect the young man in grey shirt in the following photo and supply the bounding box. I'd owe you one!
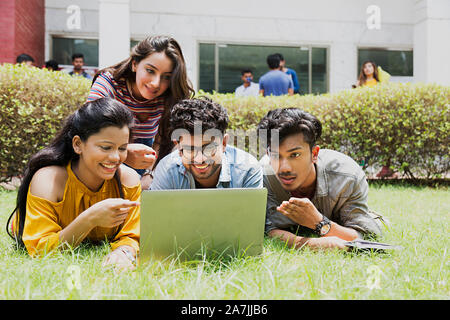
[257,108,383,251]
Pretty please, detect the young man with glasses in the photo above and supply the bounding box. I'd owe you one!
[149,97,263,190]
[257,108,384,251]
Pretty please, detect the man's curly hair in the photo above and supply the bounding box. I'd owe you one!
[169,97,229,136]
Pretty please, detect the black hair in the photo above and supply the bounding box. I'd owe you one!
[267,54,281,69]
[257,108,322,151]
[241,69,253,75]
[274,53,285,61]
[169,97,229,137]
[45,60,59,70]
[72,53,84,61]
[6,97,134,247]
[16,53,34,64]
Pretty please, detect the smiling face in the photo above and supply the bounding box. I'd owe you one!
[177,133,228,188]
[131,51,173,101]
[363,62,375,77]
[72,126,130,190]
[268,132,319,193]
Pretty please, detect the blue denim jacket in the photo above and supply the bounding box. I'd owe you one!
[150,145,263,190]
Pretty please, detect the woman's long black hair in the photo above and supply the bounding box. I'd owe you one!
[6,97,134,247]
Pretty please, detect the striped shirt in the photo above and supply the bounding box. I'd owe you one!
[87,71,166,141]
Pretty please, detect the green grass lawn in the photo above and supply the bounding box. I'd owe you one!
[0,184,448,300]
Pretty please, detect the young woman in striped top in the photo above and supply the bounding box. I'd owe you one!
[88,35,194,188]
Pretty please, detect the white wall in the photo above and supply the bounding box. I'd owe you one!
[98,0,130,68]
[129,0,415,92]
[45,0,99,62]
[414,0,450,85]
[45,0,424,92]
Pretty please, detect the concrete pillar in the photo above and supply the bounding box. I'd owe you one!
[98,0,130,68]
[414,0,450,85]
[329,43,358,93]
[175,36,197,91]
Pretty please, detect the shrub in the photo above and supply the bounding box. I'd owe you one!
[198,82,449,179]
[0,63,91,182]
[0,63,448,182]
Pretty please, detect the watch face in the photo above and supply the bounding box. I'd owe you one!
[320,223,331,236]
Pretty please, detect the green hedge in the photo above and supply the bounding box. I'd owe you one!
[0,64,91,182]
[199,83,449,179]
[0,63,448,182]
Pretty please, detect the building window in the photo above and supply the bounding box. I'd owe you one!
[131,40,140,49]
[311,47,328,94]
[52,37,99,67]
[358,48,413,77]
[199,43,215,93]
[199,43,328,95]
[52,37,140,68]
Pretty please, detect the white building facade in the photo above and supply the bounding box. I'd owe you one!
[45,0,450,94]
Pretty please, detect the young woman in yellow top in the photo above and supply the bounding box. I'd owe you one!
[355,60,396,178]
[6,97,141,271]
[356,60,379,88]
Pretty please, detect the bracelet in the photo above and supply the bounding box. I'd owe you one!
[120,247,136,266]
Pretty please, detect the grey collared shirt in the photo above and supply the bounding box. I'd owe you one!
[260,149,382,238]
[150,145,263,190]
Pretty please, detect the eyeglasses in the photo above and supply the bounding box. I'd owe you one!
[180,142,219,159]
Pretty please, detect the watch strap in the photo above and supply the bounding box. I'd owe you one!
[314,215,331,236]
[142,169,153,178]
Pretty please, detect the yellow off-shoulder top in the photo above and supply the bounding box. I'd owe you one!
[17,162,141,257]
[363,78,378,88]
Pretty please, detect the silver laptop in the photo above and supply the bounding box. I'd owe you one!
[140,188,267,261]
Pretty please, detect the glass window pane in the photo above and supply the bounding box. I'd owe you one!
[216,44,309,94]
[131,40,139,49]
[358,49,413,76]
[312,47,327,94]
[199,43,216,93]
[52,37,99,67]
[295,47,310,95]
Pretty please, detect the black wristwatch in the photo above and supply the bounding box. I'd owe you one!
[314,215,331,236]
[142,169,153,179]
